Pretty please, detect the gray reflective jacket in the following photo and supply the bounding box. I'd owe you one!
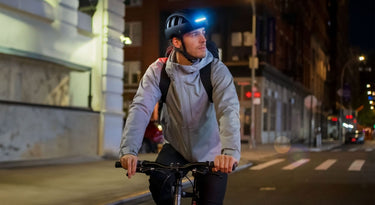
[120,50,241,162]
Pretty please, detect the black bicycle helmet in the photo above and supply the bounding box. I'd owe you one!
[164,11,208,40]
[164,11,208,63]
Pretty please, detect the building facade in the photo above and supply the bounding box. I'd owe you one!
[0,0,125,162]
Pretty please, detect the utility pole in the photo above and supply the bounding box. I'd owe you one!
[249,0,258,149]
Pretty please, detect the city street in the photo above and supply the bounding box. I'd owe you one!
[128,142,375,205]
[225,143,375,205]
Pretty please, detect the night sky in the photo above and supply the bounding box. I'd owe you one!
[349,0,375,52]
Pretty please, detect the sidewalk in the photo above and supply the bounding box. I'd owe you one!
[0,141,341,205]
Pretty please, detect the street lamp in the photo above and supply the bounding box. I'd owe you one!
[338,55,365,142]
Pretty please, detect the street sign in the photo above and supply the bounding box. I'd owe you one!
[304,95,318,109]
[249,57,258,69]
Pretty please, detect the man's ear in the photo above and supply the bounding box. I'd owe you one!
[172,37,182,49]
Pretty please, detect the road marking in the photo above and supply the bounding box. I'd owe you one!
[348,160,365,171]
[259,187,276,191]
[315,159,337,170]
[348,148,358,152]
[250,159,285,170]
[365,148,373,152]
[331,149,341,152]
[282,159,310,170]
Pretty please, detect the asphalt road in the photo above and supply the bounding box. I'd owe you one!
[128,143,375,205]
[225,143,375,205]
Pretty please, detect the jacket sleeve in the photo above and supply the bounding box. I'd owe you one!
[211,59,241,161]
[119,60,163,157]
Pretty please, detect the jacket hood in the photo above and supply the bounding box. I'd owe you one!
[165,49,214,79]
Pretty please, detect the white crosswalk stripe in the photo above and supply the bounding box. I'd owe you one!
[249,158,367,172]
[250,159,285,170]
[315,159,337,170]
[348,160,365,171]
[330,148,374,152]
[282,159,310,170]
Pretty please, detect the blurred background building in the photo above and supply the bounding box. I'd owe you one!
[123,0,335,146]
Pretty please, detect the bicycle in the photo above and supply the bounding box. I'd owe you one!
[115,160,235,205]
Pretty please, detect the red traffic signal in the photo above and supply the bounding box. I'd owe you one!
[245,91,261,99]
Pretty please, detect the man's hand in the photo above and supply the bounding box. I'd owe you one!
[120,154,138,179]
[214,155,238,173]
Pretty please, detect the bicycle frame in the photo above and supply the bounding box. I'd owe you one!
[115,160,214,205]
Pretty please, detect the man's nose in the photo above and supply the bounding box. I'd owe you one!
[199,33,206,42]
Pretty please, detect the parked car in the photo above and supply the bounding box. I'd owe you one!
[345,130,365,144]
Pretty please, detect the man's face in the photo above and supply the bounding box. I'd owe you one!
[181,28,207,58]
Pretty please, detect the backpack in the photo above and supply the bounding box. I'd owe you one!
[158,40,218,114]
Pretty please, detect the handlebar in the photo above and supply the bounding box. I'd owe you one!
[115,160,237,173]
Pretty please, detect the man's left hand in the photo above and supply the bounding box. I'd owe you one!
[214,155,238,173]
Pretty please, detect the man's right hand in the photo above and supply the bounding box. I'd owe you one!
[120,154,138,179]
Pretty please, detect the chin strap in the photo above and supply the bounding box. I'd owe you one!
[176,38,199,63]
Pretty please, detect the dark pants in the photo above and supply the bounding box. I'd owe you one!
[149,144,228,205]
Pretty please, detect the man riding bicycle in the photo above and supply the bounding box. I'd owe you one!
[119,10,241,205]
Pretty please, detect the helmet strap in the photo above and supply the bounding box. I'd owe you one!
[176,38,198,64]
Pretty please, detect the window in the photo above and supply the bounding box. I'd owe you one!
[124,0,142,7]
[263,98,269,131]
[78,0,98,17]
[283,102,287,130]
[124,22,142,47]
[270,99,276,131]
[124,61,141,85]
[0,54,91,108]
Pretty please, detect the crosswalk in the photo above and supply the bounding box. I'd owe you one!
[330,147,373,152]
[250,158,367,171]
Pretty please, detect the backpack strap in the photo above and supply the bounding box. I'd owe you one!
[158,58,170,104]
[199,62,213,103]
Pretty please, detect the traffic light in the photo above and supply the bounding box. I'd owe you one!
[244,91,261,99]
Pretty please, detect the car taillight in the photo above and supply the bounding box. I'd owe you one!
[351,138,356,142]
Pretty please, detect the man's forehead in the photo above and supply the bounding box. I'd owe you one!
[188,27,205,34]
